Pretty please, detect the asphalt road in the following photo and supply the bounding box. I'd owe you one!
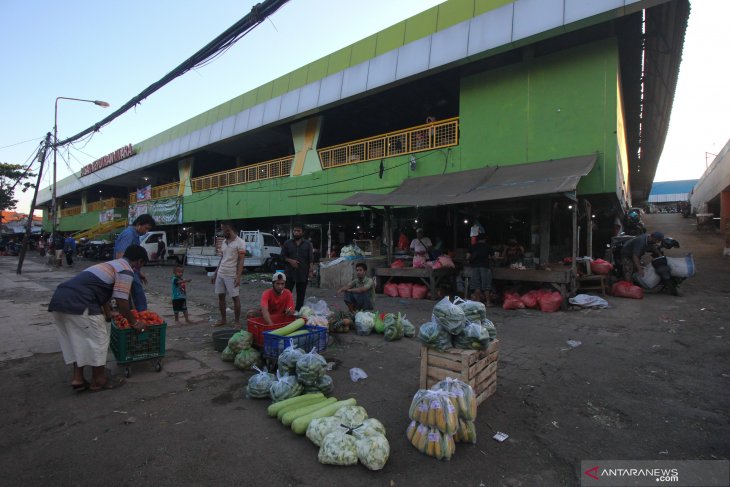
[0,213,728,486]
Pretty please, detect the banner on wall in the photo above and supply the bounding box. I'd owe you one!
[128,197,182,225]
[136,185,152,202]
[99,209,121,223]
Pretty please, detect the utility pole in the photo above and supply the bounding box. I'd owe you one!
[17,132,51,275]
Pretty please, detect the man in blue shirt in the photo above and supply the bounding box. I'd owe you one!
[114,214,156,311]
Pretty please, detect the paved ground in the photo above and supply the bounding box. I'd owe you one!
[0,213,728,487]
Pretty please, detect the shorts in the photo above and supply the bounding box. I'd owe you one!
[214,274,240,298]
[471,267,492,291]
[55,249,64,260]
[172,298,187,312]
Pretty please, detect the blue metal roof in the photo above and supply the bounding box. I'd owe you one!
[649,180,698,196]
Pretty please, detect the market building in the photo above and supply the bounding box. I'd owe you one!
[647,179,697,214]
[38,0,689,266]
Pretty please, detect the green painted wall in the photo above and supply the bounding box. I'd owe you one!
[56,208,128,233]
[459,39,619,195]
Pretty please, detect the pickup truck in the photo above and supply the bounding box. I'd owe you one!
[186,230,282,272]
[139,231,187,264]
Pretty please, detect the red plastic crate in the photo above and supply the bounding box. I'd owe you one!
[247,314,296,348]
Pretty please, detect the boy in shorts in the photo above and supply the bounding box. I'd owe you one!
[171,265,194,324]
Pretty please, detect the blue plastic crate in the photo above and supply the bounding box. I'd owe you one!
[263,325,328,359]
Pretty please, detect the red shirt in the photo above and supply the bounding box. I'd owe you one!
[260,288,294,314]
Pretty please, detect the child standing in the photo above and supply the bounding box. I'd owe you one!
[171,265,194,324]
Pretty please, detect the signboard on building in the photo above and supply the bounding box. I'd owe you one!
[80,144,135,176]
[128,197,182,225]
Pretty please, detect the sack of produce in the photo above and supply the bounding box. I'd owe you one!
[334,404,369,428]
[432,297,466,335]
[269,371,304,402]
[228,330,254,353]
[408,389,458,435]
[454,418,477,444]
[383,314,404,342]
[430,377,477,421]
[611,280,644,299]
[306,416,348,447]
[384,282,399,297]
[417,321,453,351]
[424,426,456,460]
[502,292,525,310]
[354,311,375,336]
[318,431,359,466]
[277,340,306,374]
[406,420,430,453]
[351,418,387,439]
[233,347,260,370]
[537,289,563,312]
[481,319,497,340]
[520,290,540,309]
[356,434,390,470]
[458,299,487,322]
[373,313,385,334]
[245,365,276,399]
[314,374,334,395]
[412,283,428,299]
[296,348,327,386]
[397,282,413,298]
[220,346,236,362]
[399,314,416,338]
[452,321,490,350]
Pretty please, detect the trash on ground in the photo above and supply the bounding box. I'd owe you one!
[566,340,582,348]
[493,431,509,442]
[349,367,368,382]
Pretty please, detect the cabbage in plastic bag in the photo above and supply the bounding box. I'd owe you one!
[245,365,275,399]
[351,418,387,439]
[269,371,304,402]
[277,340,305,374]
[452,321,490,350]
[431,297,466,335]
[306,416,347,446]
[482,318,497,340]
[318,431,358,466]
[383,316,404,342]
[356,433,390,470]
[228,330,254,353]
[399,314,416,338]
[233,347,260,370]
[314,374,334,395]
[417,321,452,351]
[458,299,487,322]
[334,405,369,427]
[354,311,375,336]
[296,349,327,386]
[220,346,235,362]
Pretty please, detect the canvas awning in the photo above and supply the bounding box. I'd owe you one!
[334,154,597,207]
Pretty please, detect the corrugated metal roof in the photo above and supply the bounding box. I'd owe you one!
[649,179,697,196]
[648,193,689,203]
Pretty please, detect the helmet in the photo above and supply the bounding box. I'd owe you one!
[627,210,640,224]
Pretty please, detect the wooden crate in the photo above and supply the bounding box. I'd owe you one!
[419,339,499,406]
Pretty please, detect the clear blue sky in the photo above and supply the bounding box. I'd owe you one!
[1,0,727,213]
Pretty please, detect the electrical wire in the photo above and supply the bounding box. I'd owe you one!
[0,136,44,151]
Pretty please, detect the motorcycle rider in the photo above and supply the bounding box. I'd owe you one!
[622,209,645,235]
[620,230,679,295]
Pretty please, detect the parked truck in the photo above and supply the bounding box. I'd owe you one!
[185,230,282,272]
[138,231,187,264]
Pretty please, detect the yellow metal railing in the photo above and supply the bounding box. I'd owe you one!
[191,156,293,192]
[87,198,128,213]
[59,206,82,217]
[72,219,127,240]
[318,117,459,169]
[129,181,180,204]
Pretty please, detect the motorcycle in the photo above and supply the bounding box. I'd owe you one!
[606,235,693,296]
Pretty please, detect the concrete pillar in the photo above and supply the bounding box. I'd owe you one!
[291,117,323,176]
[81,191,88,213]
[178,157,194,196]
[720,189,730,233]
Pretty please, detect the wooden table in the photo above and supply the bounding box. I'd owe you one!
[463,267,575,308]
[375,267,459,299]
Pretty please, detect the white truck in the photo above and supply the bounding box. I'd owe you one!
[138,231,187,264]
[185,230,282,272]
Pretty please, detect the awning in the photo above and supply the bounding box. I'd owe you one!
[334,154,597,207]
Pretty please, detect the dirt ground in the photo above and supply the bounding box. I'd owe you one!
[0,213,728,487]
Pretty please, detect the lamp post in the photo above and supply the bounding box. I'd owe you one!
[52,97,109,235]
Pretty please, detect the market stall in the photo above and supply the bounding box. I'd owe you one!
[375,266,459,299]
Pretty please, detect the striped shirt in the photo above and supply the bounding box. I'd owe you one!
[48,259,135,315]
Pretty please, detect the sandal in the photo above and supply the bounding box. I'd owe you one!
[211,321,227,327]
[89,379,126,392]
[71,381,90,393]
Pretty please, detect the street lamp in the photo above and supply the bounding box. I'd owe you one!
[52,96,110,235]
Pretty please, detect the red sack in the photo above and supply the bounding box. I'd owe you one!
[611,281,644,299]
[537,290,563,312]
[502,292,525,310]
[520,290,540,309]
[390,259,406,269]
[412,284,428,299]
[590,258,613,275]
[397,233,409,251]
[384,282,399,297]
[397,282,413,298]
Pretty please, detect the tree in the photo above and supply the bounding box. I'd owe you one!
[0,162,36,216]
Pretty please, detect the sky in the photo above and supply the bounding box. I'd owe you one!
[0,0,727,215]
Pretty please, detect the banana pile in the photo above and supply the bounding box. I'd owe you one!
[405,378,478,460]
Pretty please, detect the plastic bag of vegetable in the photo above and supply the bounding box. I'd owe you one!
[354,311,375,336]
[245,365,276,399]
[356,433,390,470]
[233,347,260,370]
[351,418,387,439]
[458,299,487,322]
[227,330,254,353]
[482,318,497,340]
[318,431,359,466]
[220,346,235,362]
[373,312,386,334]
[417,321,452,351]
[269,371,304,402]
[431,297,466,335]
[334,404,369,427]
[314,374,334,395]
[454,418,477,444]
[296,348,327,386]
[383,315,404,341]
[408,389,458,435]
[306,416,348,446]
[277,340,305,374]
[452,321,490,350]
[399,313,416,338]
[431,377,477,421]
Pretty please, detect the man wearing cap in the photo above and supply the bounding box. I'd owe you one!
[620,230,664,281]
[249,272,295,326]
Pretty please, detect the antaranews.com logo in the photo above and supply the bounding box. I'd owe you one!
[580,460,729,486]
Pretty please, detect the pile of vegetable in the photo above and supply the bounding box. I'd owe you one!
[298,298,332,329]
[418,297,498,351]
[113,310,165,329]
[405,378,479,460]
[354,311,415,342]
[220,330,260,370]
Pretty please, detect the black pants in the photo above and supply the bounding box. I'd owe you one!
[285,279,308,311]
[65,251,73,266]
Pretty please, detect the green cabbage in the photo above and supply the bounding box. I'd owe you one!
[233,347,260,370]
[220,346,235,362]
[228,330,254,353]
[356,433,390,470]
[318,432,358,466]
[245,366,275,398]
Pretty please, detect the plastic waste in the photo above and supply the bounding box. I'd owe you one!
[349,367,368,382]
